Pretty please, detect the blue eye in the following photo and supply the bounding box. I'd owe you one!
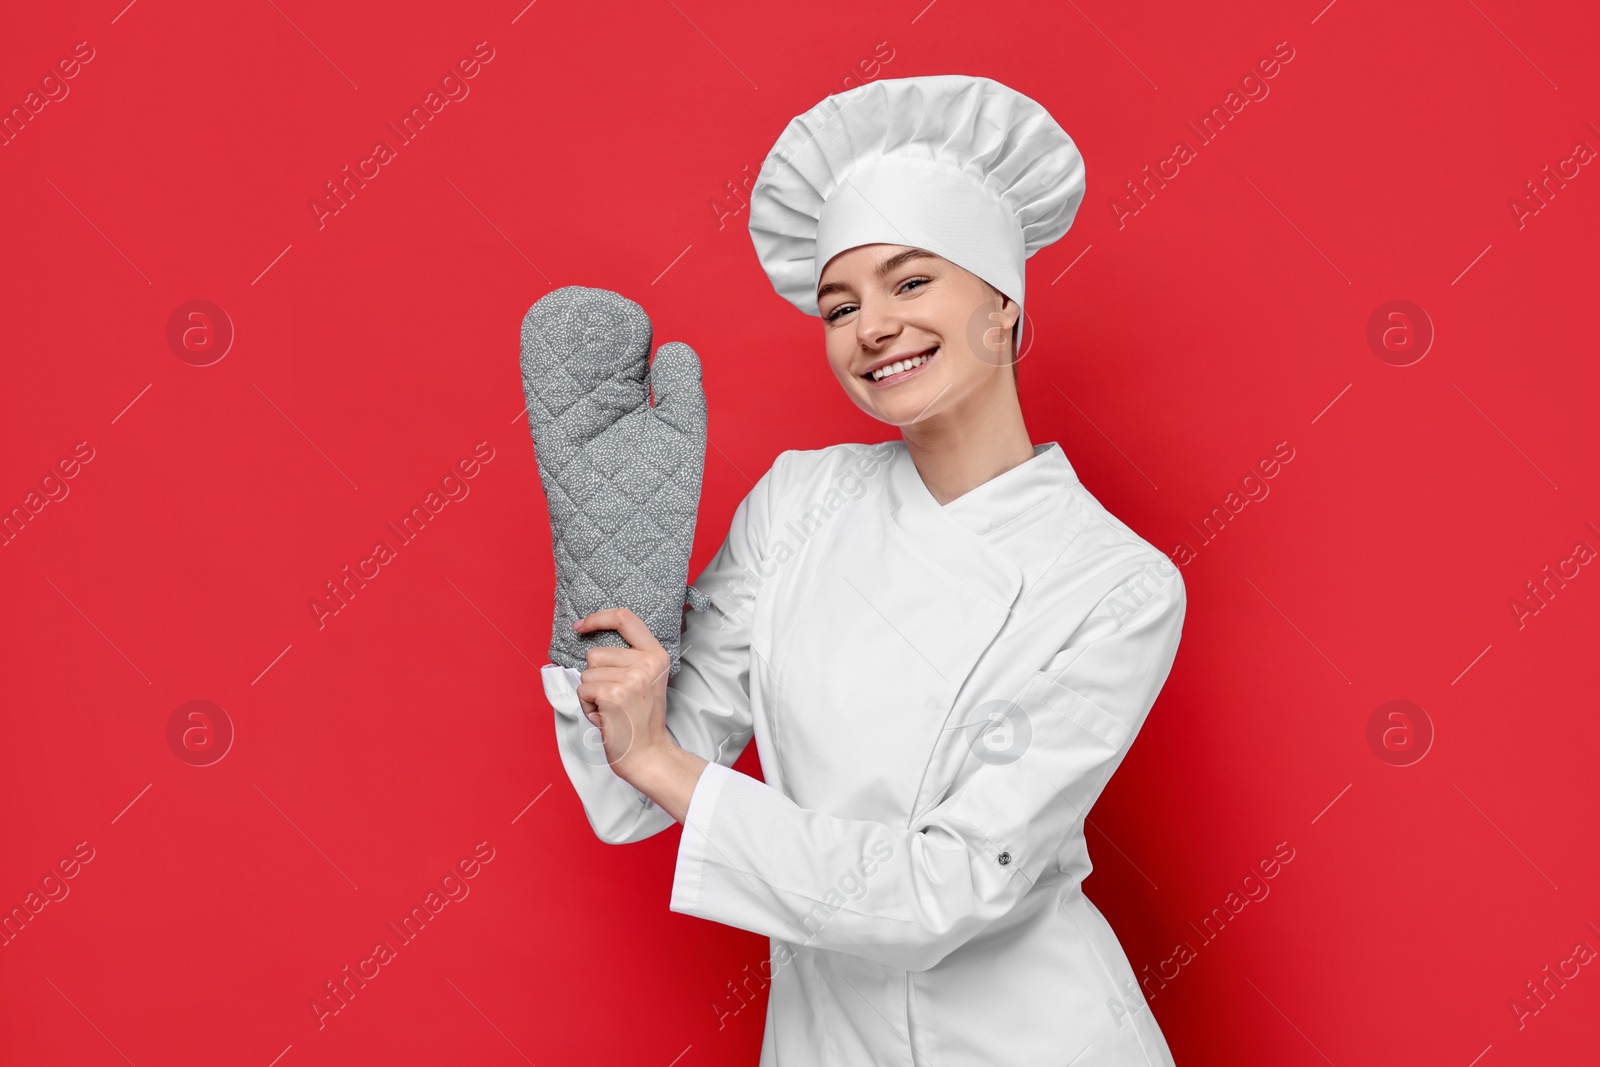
[824,278,926,321]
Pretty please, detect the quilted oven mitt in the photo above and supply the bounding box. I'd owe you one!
[519,286,711,686]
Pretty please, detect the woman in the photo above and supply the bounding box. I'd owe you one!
[542,75,1186,1066]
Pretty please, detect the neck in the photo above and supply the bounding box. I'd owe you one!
[899,372,1034,506]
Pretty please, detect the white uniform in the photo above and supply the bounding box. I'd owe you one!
[542,438,1186,1066]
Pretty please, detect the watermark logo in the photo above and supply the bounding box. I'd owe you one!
[309,841,496,1029]
[1,441,96,549]
[1170,441,1295,566]
[1110,41,1296,230]
[166,300,234,366]
[963,300,1033,372]
[1136,840,1296,1001]
[964,698,1032,765]
[167,700,234,767]
[710,41,896,234]
[1365,299,1433,367]
[694,445,898,642]
[1508,136,1596,230]
[308,442,496,630]
[571,711,615,769]
[1106,975,1149,1030]
[1366,699,1433,767]
[309,43,496,230]
[1,841,96,949]
[1507,524,1596,630]
[1,40,96,150]
[710,837,894,1030]
[1508,921,1599,1031]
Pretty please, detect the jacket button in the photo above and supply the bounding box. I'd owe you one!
[997,851,1012,866]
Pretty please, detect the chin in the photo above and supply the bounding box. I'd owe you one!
[861,384,944,425]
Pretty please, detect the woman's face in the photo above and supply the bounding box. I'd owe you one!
[816,244,1018,428]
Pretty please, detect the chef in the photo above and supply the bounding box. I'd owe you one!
[542,74,1187,1066]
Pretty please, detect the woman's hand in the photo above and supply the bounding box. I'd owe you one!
[570,607,710,821]
[571,607,672,773]
[571,608,677,776]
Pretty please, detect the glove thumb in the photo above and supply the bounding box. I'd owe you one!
[648,341,707,433]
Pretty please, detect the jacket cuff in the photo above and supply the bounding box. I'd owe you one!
[669,759,736,914]
[541,663,583,719]
[541,663,658,811]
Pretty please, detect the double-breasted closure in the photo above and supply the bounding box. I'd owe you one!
[543,439,1185,1065]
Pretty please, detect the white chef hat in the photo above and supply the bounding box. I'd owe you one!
[747,74,1087,326]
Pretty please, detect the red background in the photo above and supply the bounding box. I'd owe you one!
[3,0,1596,1063]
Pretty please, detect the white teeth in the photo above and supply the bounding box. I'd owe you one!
[870,353,931,381]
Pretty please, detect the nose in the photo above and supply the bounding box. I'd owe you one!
[854,295,901,351]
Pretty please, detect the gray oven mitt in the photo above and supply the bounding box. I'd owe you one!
[519,286,710,680]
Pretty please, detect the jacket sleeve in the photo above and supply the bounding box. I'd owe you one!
[667,556,1186,971]
[541,456,780,845]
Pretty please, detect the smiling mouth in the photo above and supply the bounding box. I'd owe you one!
[862,347,937,385]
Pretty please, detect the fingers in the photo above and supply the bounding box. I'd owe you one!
[574,607,667,659]
[576,664,662,702]
[582,645,648,669]
[581,647,673,691]
[575,665,637,687]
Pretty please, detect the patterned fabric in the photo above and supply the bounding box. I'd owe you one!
[519,286,709,676]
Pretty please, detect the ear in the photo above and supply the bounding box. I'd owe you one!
[997,294,1020,335]
[998,299,1024,377]
[995,294,1021,369]
[981,282,1019,333]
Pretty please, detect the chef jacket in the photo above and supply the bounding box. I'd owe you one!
[542,439,1186,1066]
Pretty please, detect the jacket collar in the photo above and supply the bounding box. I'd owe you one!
[940,440,1079,536]
[881,439,1078,610]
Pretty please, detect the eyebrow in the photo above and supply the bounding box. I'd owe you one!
[816,248,938,301]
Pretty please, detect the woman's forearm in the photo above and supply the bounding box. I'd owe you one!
[620,744,710,825]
